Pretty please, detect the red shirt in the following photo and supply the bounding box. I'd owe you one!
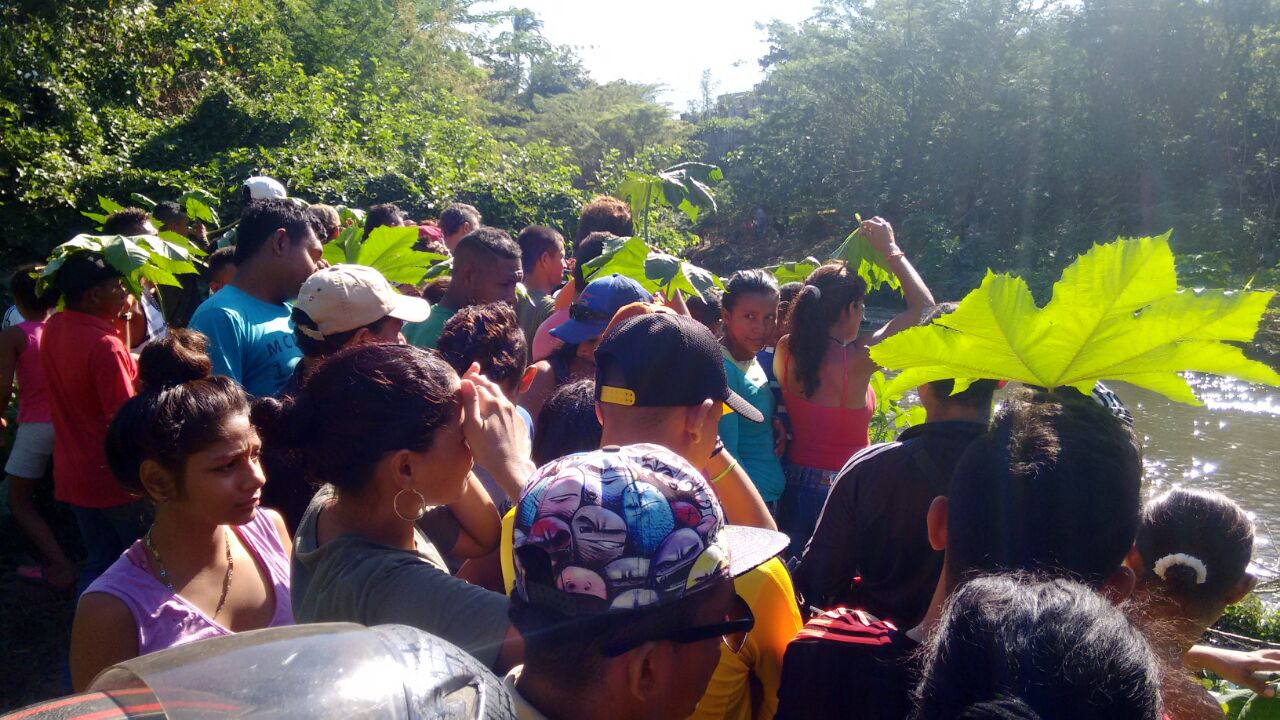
[41,310,137,508]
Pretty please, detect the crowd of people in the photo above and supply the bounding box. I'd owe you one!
[3,175,1278,719]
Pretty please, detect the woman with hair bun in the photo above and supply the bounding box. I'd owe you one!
[1126,488,1257,719]
[261,342,533,672]
[773,217,934,554]
[70,329,293,690]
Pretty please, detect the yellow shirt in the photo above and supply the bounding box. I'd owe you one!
[689,558,802,720]
[500,509,801,720]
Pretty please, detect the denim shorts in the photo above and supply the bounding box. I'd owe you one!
[776,463,839,560]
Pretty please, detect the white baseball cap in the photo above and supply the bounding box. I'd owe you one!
[243,176,288,200]
[296,264,430,339]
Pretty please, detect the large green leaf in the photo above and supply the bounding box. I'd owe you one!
[178,187,221,226]
[870,234,1280,405]
[319,225,442,285]
[1222,689,1280,720]
[617,161,723,240]
[830,218,901,294]
[766,258,821,284]
[98,195,125,215]
[584,236,655,290]
[644,252,723,299]
[584,236,722,300]
[38,233,202,300]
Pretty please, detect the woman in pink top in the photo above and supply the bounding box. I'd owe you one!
[773,217,934,556]
[0,264,75,589]
[70,329,293,690]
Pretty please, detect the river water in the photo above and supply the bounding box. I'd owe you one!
[1115,375,1280,579]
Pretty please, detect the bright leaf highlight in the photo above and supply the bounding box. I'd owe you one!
[870,233,1280,405]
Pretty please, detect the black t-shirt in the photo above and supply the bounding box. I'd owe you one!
[792,420,987,627]
[775,608,921,720]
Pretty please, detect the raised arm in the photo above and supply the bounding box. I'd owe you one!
[861,217,935,347]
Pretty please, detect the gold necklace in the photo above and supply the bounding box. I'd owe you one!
[144,526,235,619]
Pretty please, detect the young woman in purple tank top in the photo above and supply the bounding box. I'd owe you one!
[773,218,935,557]
[70,329,293,690]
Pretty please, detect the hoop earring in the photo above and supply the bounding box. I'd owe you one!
[393,488,427,522]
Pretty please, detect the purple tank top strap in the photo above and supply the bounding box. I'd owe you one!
[235,510,294,626]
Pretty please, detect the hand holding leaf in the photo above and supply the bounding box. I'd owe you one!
[830,213,902,294]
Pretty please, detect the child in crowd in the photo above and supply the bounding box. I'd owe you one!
[0,264,75,589]
[71,330,294,690]
[261,343,532,671]
[687,287,723,336]
[531,378,601,465]
[913,574,1162,719]
[205,247,237,295]
[436,302,534,513]
[520,273,649,420]
[718,270,786,509]
[1127,489,1257,719]
[774,217,934,554]
[41,252,147,595]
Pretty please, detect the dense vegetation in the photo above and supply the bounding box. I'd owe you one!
[2,0,1279,301]
[690,0,1280,297]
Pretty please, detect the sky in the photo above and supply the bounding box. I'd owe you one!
[474,0,818,111]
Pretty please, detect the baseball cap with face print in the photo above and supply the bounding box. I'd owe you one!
[511,444,789,616]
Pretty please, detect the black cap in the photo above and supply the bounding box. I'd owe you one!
[594,313,764,423]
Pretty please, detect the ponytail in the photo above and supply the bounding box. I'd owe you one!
[105,329,249,496]
[1137,488,1253,609]
[251,343,459,495]
[786,263,866,397]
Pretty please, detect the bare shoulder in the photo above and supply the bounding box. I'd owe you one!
[257,508,293,554]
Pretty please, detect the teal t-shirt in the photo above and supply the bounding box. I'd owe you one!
[403,303,456,350]
[718,347,785,502]
[189,285,300,397]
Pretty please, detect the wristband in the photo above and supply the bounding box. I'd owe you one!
[710,459,738,484]
[711,437,726,458]
[884,250,905,260]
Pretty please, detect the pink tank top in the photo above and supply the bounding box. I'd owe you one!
[84,511,294,657]
[782,347,875,471]
[15,320,50,423]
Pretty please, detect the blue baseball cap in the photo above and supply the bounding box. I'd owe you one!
[550,274,650,345]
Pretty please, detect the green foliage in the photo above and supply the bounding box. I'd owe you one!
[584,236,723,300]
[1217,595,1280,644]
[691,0,1280,295]
[0,0,587,268]
[619,162,724,242]
[766,258,821,285]
[830,215,902,294]
[1222,689,1280,720]
[870,234,1280,405]
[867,371,927,443]
[321,225,446,285]
[39,233,203,299]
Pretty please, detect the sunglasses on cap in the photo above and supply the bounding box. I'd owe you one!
[569,302,615,323]
[602,594,755,657]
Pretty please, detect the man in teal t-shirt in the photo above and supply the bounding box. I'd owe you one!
[190,199,325,397]
[403,227,523,350]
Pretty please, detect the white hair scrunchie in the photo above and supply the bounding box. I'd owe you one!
[1153,553,1208,584]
